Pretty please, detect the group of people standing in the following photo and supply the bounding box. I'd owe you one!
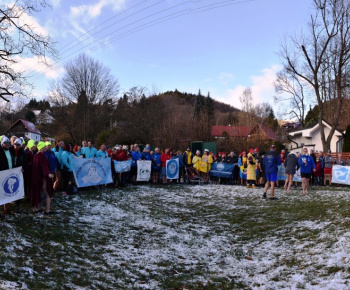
[1,133,348,213]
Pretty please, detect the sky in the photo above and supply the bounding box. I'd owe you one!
[14,0,314,114]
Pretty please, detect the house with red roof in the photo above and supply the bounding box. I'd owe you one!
[5,119,41,142]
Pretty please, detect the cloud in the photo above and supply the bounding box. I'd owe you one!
[50,0,61,8]
[218,73,235,85]
[12,56,65,79]
[70,0,125,19]
[12,5,49,37]
[214,65,281,109]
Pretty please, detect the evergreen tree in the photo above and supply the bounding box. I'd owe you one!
[304,105,319,128]
[194,89,204,117]
[342,125,350,152]
[264,108,279,131]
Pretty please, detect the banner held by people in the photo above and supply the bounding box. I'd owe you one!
[0,167,25,206]
[332,165,350,185]
[210,163,234,178]
[114,160,133,173]
[166,159,179,180]
[73,157,113,188]
[136,160,151,182]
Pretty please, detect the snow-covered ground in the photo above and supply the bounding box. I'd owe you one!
[1,184,350,289]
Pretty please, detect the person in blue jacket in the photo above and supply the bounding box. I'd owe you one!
[96,144,108,158]
[151,147,161,183]
[84,141,97,158]
[175,150,185,183]
[263,145,282,200]
[298,147,316,195]
[131,146,141,183]
[141,147,152,161]
[61,144,74,194]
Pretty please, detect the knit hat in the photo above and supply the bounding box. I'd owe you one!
[37,141,46,151]
[204,149,209,152]
[27,139,35,149]
[1,136,10,145]
[14,138,22,146]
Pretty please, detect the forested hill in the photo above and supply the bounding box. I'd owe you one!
[156,90,240,114]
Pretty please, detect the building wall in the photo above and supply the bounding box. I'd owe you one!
[289,126,341,152]
[25,132,41,141]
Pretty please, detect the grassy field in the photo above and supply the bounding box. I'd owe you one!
[1,184,350,289]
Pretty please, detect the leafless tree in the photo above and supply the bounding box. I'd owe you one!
[274,70,310,127]
[239,87,255,127]
[281,0,350,151]
[48,54,119,143]
[0,0,57,101]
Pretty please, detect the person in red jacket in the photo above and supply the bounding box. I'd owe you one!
[31,142,54,214]
[161,148,172,184]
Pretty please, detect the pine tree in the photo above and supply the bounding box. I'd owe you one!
[194,89,204,117]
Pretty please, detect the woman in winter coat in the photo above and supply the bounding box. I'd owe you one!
[200,149,213,184]
[246,149,256,188]
[284,152,299,192]
[192,150,202,173]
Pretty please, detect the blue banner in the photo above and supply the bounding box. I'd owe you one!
[114,160,132,173]
[73,157,113,188]
[210,162,234,178]
[277,164,287,181]
[166,159,179,179]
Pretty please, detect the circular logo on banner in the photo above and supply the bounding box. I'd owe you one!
[217,163,225,171]
[167,160,178,179]
[2,174,20,197]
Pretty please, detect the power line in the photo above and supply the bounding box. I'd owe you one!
[28,0,195,80]
[28,0,256,82]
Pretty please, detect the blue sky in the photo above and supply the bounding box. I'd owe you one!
[18,0,314,113]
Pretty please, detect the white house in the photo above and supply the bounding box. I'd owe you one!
[5,119,41,142]
[288,120,344,153]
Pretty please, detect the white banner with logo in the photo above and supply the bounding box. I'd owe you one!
[136,160,151,182]
[0,167,25,206]
[332,165,350,185]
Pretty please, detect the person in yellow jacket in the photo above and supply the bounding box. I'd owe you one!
[247,148,257,188]
[200,149,213,183]
[192,150,202,172]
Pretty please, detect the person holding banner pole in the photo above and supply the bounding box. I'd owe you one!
[0,136,15,214]
[31,142,54,214]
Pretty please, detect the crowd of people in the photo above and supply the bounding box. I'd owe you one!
[0,134,349,214]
